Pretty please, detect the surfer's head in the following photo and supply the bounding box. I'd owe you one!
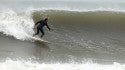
[45,18,48,22]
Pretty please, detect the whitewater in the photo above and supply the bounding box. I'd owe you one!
[0,0,125,70]
[0,59,125,70]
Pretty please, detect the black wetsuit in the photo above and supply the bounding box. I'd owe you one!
[34,20,50,37]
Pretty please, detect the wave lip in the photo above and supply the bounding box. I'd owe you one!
[24,7,125,13]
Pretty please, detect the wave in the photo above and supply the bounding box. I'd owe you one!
[0,59,124,70]
[32,10,125,30]
[0,9,125,41]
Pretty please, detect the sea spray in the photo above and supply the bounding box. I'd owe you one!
[0,9,34,40]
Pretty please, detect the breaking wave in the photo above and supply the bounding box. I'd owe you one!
[0,59,125,70]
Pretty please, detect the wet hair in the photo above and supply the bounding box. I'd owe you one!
[45,18,48,21]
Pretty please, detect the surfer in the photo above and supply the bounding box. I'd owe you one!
[33,18,51,38]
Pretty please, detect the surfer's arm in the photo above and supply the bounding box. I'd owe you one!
[35,22,39,26]
[46,23,50,30]
[35,21,41,26]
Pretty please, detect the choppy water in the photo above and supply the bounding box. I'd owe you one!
[0,0,125,70]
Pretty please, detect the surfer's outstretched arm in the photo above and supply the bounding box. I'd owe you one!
[35,20,42,26]
[35,20,41,26]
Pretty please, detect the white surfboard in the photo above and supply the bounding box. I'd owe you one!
[32,37,49,43]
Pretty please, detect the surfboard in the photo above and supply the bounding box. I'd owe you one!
[32,37,49,43]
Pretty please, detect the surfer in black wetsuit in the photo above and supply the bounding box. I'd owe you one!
[33,18,50,38]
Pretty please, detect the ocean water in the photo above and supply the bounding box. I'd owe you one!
[0,0,125,70]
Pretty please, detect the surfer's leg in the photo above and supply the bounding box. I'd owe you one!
[40,28,45,38]
[33,27,39,36]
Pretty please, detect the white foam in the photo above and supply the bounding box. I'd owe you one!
[24,7,125,13]
[0,59,125,70]
[0,9,34,41]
